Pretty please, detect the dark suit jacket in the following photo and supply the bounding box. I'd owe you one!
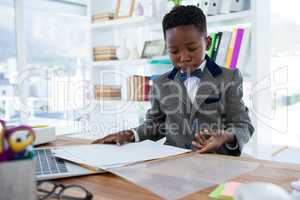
[133,55,254,156]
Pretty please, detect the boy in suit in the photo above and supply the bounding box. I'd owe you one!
[93,5,254,156]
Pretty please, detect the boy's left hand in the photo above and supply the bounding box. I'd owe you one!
[192,130,235,154]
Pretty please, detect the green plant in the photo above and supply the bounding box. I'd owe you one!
[168,0,182,6]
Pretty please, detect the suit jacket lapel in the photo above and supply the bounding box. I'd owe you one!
[167,55,223,119]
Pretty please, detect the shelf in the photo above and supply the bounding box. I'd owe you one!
[150,10,252,31]
[91,16,156,31]
[92,100,151,111]
[94,99,150,104]
[93,59,149,67]
[91,10,252,31]
[207,10,252,23]
[0,97,48,101]
[93,56,172,68]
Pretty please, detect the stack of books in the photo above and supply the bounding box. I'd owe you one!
[91,12,114,23]
[94,85,121,100]
[93,46,117,61]
[127,75,151,101]
[207,27,251,70]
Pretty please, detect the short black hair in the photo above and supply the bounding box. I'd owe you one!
[162,5,207,38]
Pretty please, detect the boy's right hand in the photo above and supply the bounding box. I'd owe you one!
[91,130,135,145]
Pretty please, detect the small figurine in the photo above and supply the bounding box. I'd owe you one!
[5,126,35,160]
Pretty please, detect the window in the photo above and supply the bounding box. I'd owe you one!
[0,0,17,120]
[22,0,90,130]
[271,0,300,158]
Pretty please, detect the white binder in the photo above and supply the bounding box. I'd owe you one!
[215,31,232,67]
[219,0,232,14]
[230,0,250,12]
[201,0,222,16]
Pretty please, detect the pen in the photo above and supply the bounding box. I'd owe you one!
[78,163,100,173]
[202,129,211,140]
[32,125,49,129]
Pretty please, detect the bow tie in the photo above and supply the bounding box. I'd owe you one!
[180,68,203,82]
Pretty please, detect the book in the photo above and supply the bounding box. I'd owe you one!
[95,85,121,90]
[127,76,132,100]
[134,75,143,101]
[236,27,251,74]
[92,12,114,20]
[93,12,114,17]
[94,85,121,100]
[230,28,245,69]
[127,75,150,101]
[225,29,237,68]
[144,76,150,101]
[93,46,117,52]
[207,32,217,58]
[133,75,137,101]
[95,91,121,96]
[94,55,117,61]
[93,47,116,51]
[92,17,114,23]
[212,32,222,62]
[127,76,136,101]
[138,76,143,101]
[94,85,121,97]
[215,31,232,67]
[93,49,116,54]
[93,52,116,57]
[95,92,121,97]
[95,96,121,100]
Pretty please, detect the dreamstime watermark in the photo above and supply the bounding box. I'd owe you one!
[250,66,289,135]
[11,65,290,135]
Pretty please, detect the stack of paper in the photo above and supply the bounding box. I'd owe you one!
[53,140,190,170]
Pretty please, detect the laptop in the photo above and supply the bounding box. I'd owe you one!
[35,148,105,181]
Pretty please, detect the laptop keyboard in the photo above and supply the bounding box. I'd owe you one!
[35,149,68,176]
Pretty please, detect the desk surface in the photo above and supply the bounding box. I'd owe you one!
[42,136,300,200]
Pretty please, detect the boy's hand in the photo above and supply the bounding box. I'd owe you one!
[192,130,235,153]
[92,130,135,145]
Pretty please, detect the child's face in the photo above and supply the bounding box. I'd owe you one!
[165,25,209,72]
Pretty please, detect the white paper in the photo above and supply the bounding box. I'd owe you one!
[53,140,190,170]
[108,154,259,200]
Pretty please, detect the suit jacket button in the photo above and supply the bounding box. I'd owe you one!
[185,144,192,149]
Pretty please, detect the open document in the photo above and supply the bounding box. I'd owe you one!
[53,140,190,170]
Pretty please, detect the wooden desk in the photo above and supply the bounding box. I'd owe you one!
[43,136,300,200]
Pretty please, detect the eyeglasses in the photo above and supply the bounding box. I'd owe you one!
[37,181,93,200]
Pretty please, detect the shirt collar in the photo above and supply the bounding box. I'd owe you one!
[198,59,207,71]
[180,59,207,73]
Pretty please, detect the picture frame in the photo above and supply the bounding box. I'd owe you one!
[115,0,136,19]
[141,40,166,58]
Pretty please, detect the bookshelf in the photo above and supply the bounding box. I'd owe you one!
[93,58,149,67]
[91,10,252,31]
[87,0,272,159]
[91,16,154,30]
